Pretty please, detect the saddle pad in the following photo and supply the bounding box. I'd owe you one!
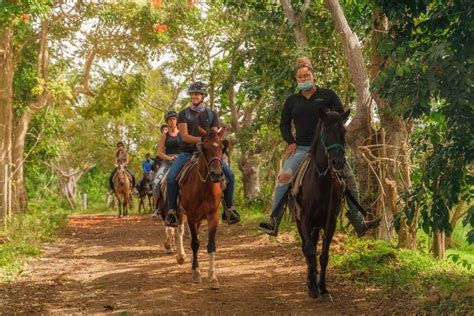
[288,155,311,221]
[177,158,199,187]
[291,154,311,197]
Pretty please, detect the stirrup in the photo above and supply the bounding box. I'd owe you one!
[258,218,278,236]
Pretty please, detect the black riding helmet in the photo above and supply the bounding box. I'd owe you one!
[164,110,177,121]
[188,81,208,95]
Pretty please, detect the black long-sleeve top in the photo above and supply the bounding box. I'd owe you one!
[280,87,344,146]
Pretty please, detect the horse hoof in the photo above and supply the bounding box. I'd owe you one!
[164,242,171,251]
[192,270,202,283]
[176,254,185,264]
[320,293,333,303]
[209,278,220,290]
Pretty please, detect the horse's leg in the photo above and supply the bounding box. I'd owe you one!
[117,195,122,218]
[138,197,142,213]
[299,218,318,298]
[319,224,336,302]
[163,223,174,254]
[207,211,219,289]
[176,215,187,264]
[188,220,201,283]
[312,228,321,285]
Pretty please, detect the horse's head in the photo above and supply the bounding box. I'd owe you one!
[116,163,128,185]
[318,108,350,172]
[198,127,226,183]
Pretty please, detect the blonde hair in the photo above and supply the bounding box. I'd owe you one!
[296,56,313,71]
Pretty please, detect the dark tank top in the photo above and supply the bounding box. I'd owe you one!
[165,132,181,155]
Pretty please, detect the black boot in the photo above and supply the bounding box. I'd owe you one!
[346,189,381,237]
[222,206,241,225]
[258,217,278,236]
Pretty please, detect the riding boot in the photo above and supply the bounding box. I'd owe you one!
[222,205,241,225]
[345,189,381,237]
[258,196,286,236]
[165,209,179,227]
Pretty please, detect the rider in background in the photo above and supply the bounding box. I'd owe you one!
[258,57,380,237]
[151,110,181,217]
[154,124,169,172]
[142,153,154,175]
[165,81,240,227]
[109,141,136,192]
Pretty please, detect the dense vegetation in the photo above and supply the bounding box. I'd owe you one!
[0,0,472,310]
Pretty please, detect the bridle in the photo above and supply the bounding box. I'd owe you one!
[315,120,345,177]
[197,147,223,183]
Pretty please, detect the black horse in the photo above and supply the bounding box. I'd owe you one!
[289,108,350,301]
[137,172,154,213]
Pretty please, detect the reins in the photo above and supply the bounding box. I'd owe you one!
[197,154,222,183]
[312,118,345,235]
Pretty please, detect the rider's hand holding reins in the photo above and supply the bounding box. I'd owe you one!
[285,143,297,159]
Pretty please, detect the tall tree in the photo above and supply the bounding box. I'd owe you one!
[377,0,474,254]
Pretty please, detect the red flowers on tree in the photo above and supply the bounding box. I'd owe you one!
[152,0,162,8]
[20,14,30,21]
[153,24,168,32]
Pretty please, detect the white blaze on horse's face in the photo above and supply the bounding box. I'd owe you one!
[212,142,219,148]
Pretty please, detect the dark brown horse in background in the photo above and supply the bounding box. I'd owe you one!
[176,127,226,290]
[137,172,153,213]
[113,163,133,217]
[290,109,350,301]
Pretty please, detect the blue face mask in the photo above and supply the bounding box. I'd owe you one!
[298,80,313,91]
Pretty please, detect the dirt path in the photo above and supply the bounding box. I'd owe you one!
[0,215,398,314]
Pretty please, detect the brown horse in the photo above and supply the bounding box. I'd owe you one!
[176,127,226,289]
[113,163,133,217]
[289,109,350,301]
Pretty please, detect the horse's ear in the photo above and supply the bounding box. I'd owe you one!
[198,126,208,138]
[341,109,351,123]
[217,127,225,138]
[318,107,328,121]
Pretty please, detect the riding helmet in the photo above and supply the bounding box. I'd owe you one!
[165,110,178,121]
[187,81,208,95]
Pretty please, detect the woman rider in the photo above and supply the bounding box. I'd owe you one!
[258,57,381,237]
[109,141,136,192]
[151,110,181,217]
[165,81,240,227]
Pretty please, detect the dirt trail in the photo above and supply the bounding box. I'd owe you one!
[0,215,399,314]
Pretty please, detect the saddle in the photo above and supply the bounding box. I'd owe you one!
[288,156,347,221]
[288,155,312,221]
[175,154,227,214]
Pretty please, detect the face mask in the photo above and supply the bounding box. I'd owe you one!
[298,80,313,91]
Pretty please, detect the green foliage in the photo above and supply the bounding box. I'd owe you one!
[81,73,146,118]
[332,237,472,296]
[376,0,474,242]
[0,198,69,280]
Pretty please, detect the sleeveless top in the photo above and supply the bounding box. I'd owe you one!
[116,150,127,164]
[165,132,181,155]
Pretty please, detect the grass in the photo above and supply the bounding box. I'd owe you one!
[0,198,69,281]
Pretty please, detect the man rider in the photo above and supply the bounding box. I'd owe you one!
[165,81,240,227]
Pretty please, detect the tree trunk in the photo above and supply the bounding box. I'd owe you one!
[447,199,467,248]
[281,0,310,48]
[238,153,261,201]
[0,26,14,221]
[11,113,32,212]
[326,0,375,214]
[432,229,446,259]
[370,10,414,245]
